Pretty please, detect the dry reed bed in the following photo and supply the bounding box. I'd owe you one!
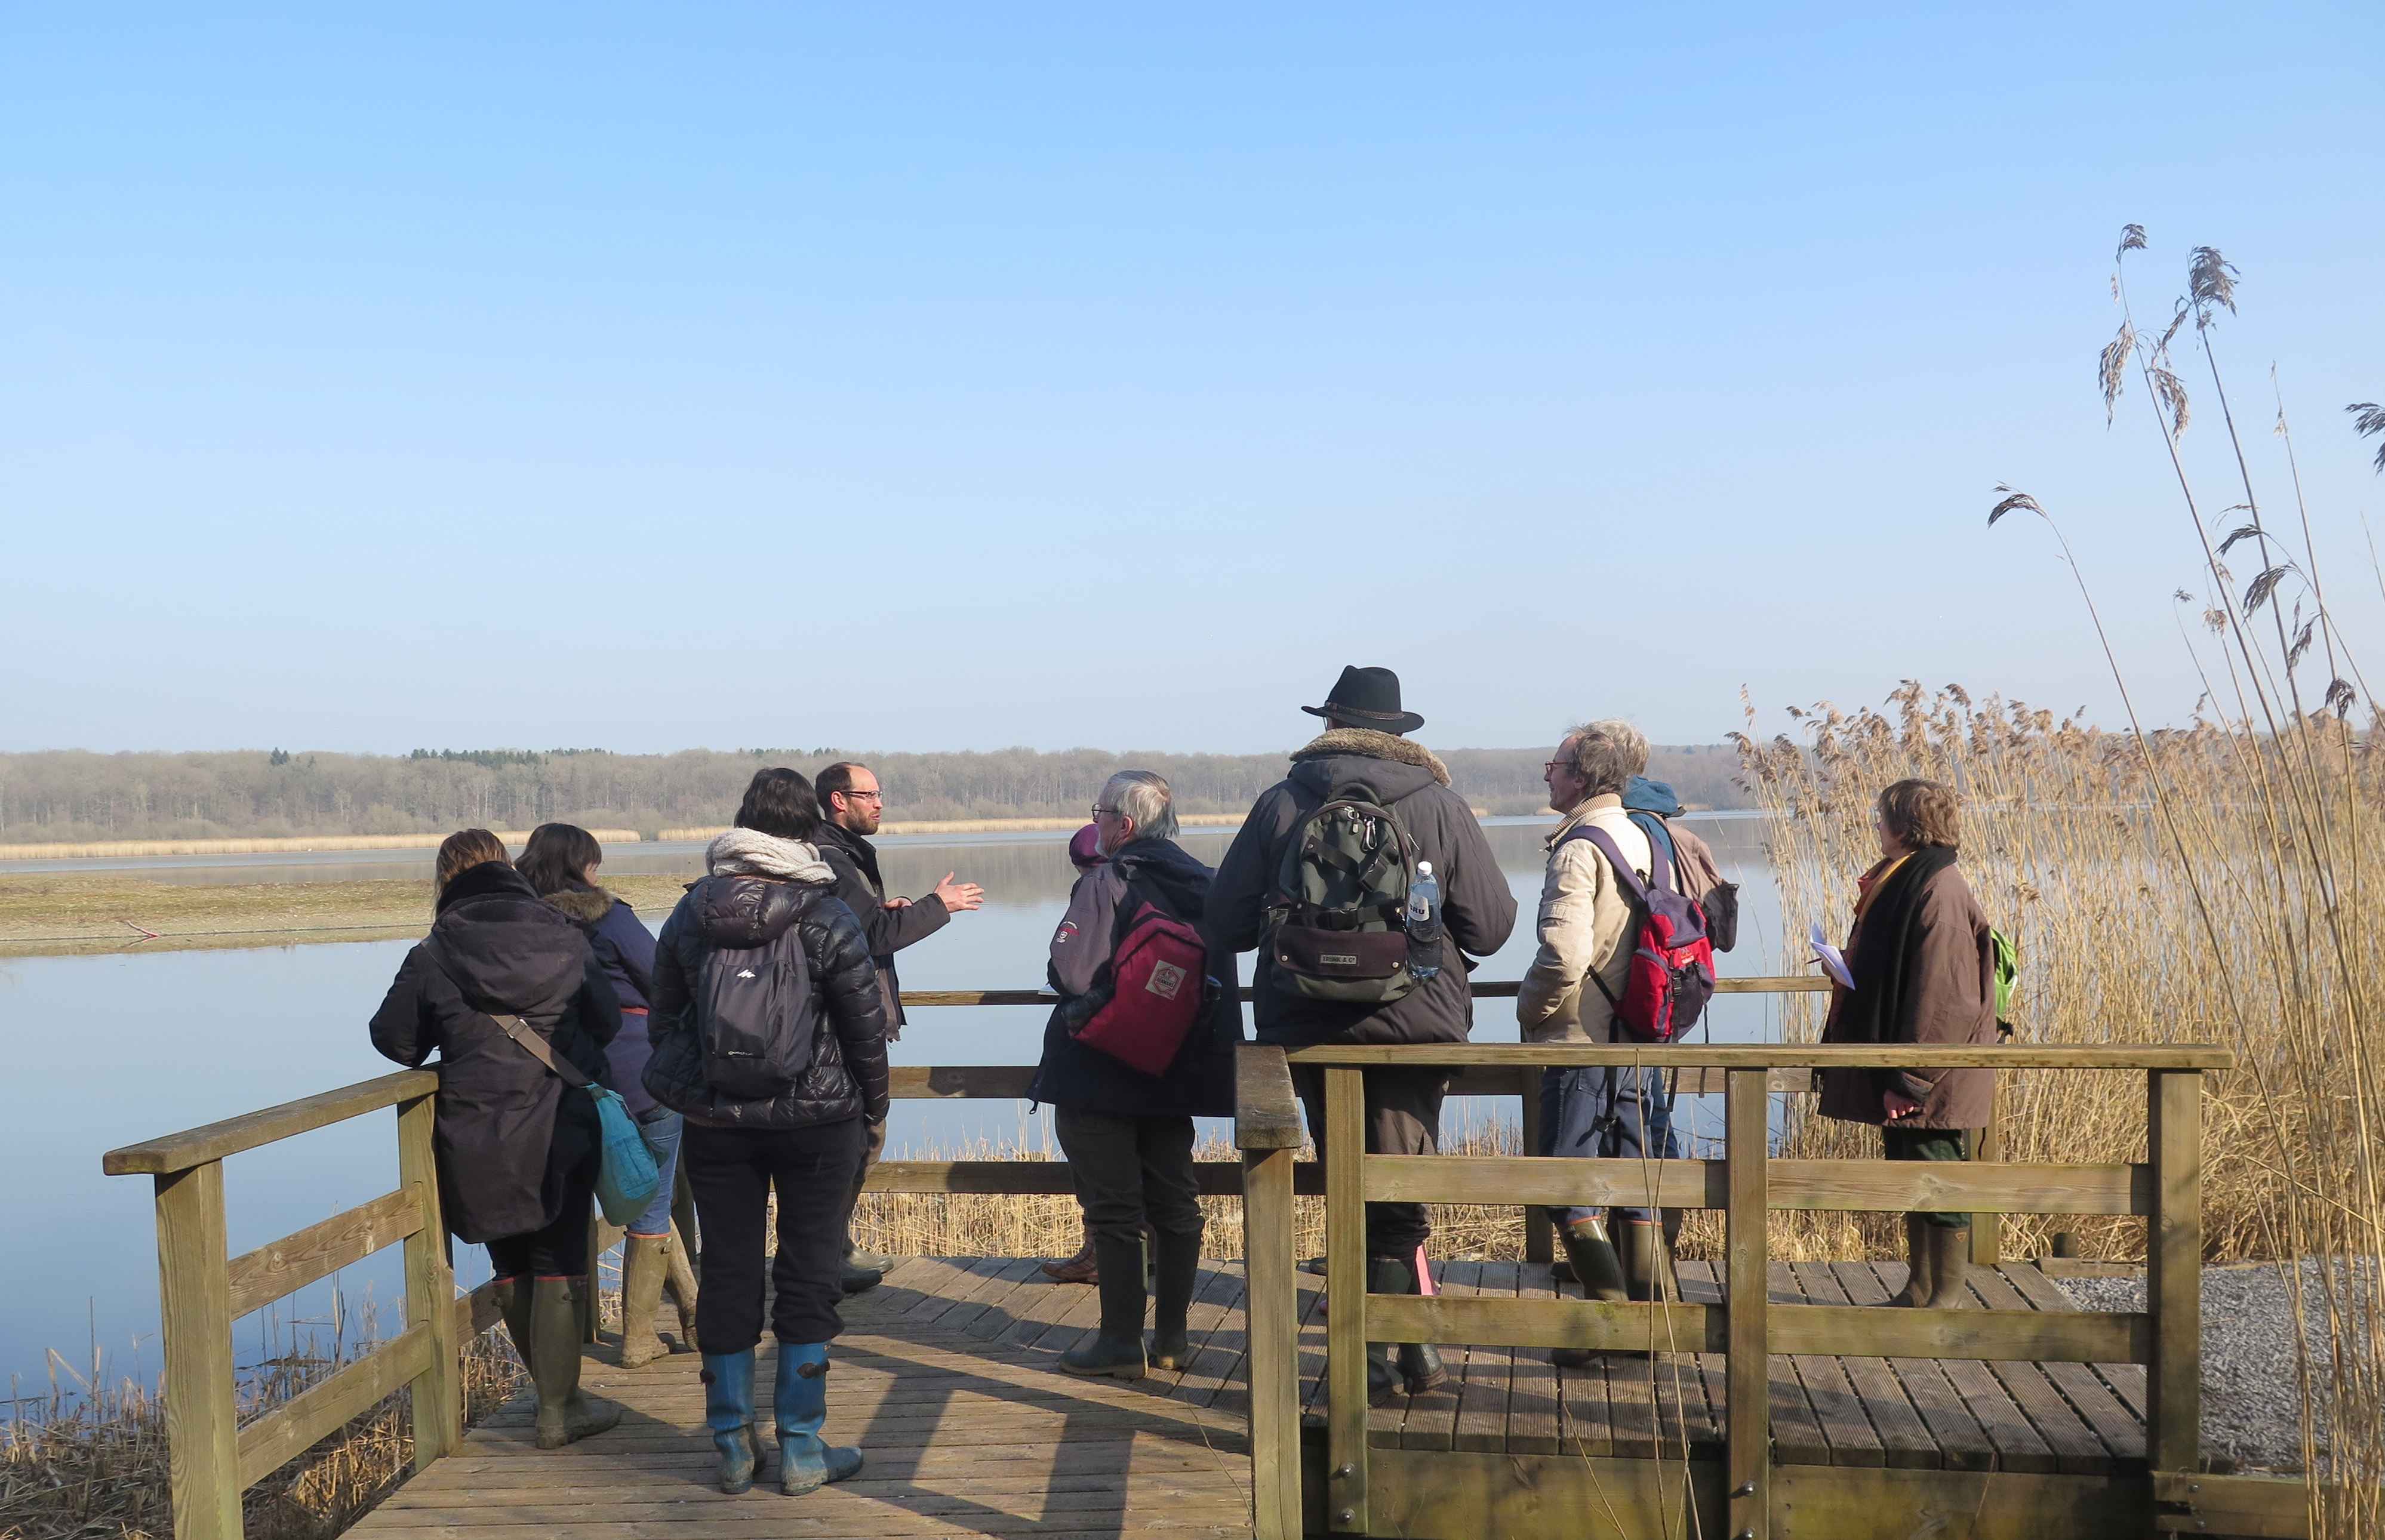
[0,833,642,862]
[2,1330,522,1540]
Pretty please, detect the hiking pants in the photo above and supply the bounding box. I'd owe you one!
[1052,1107,1204,1249]
[682,1117,864,1351]
[1538,1066,1677,1226]
[1293,1064,1446,1257]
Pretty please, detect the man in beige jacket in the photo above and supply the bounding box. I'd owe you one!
[1516,720,1664,1347]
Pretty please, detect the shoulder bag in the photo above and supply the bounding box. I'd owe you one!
[492,1012,661,1227]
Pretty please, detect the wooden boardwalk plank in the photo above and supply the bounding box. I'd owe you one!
[1778,1262,1884,1467]
[1962,1265,2121,1474]
[1507,1263,1561,1454]
[1453,1261,1519,1452]
[2000,1257,2153,1423]
[1784,1262,1940,1470]
[372,1251,2174,1540]
[1764,1259,1834,1466]
[1848,1261,1996,1470]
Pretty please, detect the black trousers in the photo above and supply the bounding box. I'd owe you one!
[1052,1107,1203,1247]
[683,1117,865,1352]
[1293,1063,1447,1256]
[485,1154,596,1280]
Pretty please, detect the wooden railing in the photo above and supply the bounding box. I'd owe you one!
[102,971,2014,1540]
[101,1072,490,1540]
[1235,1039,2235,1540]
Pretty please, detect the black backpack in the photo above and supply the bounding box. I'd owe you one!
[693,925,815,1098]
[1263,786,1441,1003]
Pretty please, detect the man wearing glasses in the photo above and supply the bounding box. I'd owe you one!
[814,760,985,1291]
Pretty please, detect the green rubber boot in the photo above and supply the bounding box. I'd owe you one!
[530,1278,621,1449]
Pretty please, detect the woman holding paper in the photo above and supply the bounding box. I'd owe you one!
[1815,779,1999,1310]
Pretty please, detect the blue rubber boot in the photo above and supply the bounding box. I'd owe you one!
[701,1350,762,1494]
[774,1342,864,1495]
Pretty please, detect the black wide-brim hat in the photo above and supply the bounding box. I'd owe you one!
[1302,664,1424,735]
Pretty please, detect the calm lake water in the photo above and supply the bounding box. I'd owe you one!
[0,816,1789,1399]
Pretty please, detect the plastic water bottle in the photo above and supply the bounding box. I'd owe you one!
[1406,861,1443,981]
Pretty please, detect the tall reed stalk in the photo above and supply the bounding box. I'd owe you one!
[1736,232,2383,1524]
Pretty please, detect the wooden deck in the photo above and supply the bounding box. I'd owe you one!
[349,1252,2147,1540]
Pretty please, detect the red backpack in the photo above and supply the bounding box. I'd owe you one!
[1072,900,1210,1076]
[1562,826,1715,1043]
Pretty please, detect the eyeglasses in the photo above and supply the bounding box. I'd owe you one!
[1543,760,1568,774]
[1091,805,1122,818]
[841,790,884,803]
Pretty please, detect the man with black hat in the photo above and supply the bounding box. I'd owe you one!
[1206,666,1517,1407]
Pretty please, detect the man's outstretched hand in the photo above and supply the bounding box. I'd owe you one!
[932,872,985,912]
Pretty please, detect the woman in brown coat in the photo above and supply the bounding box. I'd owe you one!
[1817,780,1998,1308]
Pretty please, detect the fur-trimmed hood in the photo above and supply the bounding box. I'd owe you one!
[540,885,618,925]
[705,827,834,884]
[1290,728,1451,788]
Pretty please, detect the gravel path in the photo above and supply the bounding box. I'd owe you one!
[2060,1258,2371,1473]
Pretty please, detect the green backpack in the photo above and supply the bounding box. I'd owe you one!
[1991,927,2020,1035]
[1263,789,1436,1003]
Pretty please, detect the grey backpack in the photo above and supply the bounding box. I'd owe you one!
[694,926,814,1097]
[1263,789,1439,1003]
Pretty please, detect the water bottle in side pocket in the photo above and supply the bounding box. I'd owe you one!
[1405,860,1444,982]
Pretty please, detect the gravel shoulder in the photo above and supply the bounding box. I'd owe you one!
[2060,1258,2369,1474]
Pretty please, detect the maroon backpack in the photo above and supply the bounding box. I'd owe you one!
[1071,900,1210,1076]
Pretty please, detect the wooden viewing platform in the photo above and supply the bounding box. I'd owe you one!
[102,978,2321,1540]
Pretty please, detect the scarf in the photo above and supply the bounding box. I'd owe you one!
[704,827,834,883]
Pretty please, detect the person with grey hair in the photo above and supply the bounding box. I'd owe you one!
[1030,771,1237,1379]
[1516,720,1665,1354]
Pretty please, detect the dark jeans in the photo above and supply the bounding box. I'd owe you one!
[683,1117,864,1351]
[1293,1063,1446,1257]
[485,1154,596,1279]
[1052,1107,1203,1247]
[1538,1065,1679,1226]
[1882,1125,1971,1229]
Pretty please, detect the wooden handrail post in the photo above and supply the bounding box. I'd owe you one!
[1724,1068,1771,1540]
[1324,1065,1369,1535]
[155,1160,241,1540]
[2148,1068,2203,1476]
[1242,1144,1302,1540]
[1518,1067,1553,1265]
[397,1094,462,1470]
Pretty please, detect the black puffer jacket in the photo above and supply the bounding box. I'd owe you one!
[369,861,621,1243]
[1208,729,1518,1048]
[644,872,891,1129]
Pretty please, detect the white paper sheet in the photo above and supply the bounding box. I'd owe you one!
[1809,921,1855,990]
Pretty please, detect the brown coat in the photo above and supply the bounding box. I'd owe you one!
[1816,858,1996,1129]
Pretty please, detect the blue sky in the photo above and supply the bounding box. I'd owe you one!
[5,4,2382,754]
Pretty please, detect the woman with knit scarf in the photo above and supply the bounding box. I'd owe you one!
[1815,779,2000,1309]
[642,769,891,1496]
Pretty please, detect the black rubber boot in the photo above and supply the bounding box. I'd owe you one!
[1148,1227,1201,1370]
[1060,1234,1147,1379]
[1368,1254,1447,1396]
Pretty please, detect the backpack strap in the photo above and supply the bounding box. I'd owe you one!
[1559,823,1672,899]
[490,1012,598,1093]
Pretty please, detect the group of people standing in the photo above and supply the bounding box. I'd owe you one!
[368,663,2003,1496]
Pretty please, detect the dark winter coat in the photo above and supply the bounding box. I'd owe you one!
[544,886,662,1116]
[1029,836,1238,1117]
[813,820,949,1039]
[1817,848,1998,1130]
[369,861,622,1244]
[1207,729,1519,1048]
[643,867,892,1131]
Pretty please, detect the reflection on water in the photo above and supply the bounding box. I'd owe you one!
[0,815,1786,1393]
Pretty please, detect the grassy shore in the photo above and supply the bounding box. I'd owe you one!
[0,874,705,956]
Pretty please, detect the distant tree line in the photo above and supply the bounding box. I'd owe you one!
[0,743,1747,843]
